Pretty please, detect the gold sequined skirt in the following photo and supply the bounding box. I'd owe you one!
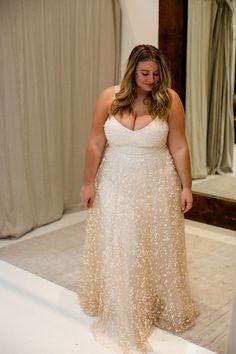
[77,145,200,354]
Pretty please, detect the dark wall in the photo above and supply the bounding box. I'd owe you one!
[158,0,188,106]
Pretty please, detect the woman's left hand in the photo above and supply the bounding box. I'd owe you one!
[181,188,193,214]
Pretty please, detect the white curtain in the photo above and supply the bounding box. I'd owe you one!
[207,0,234,174]
[0,0,121,238]
[185,0,234,178]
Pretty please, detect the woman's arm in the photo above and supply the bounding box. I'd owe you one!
[167,88,193,214]
[80,86,114,209]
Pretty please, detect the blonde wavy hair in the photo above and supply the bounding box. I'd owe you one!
[110,44,172,121]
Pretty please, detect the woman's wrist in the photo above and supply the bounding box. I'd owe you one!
[182,186,192,191]
[83,180,95,186]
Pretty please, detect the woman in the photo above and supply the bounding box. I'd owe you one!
[77,44,199,354]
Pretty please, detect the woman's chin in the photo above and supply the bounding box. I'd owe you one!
[136,84,154,94]
[144,85,154,91]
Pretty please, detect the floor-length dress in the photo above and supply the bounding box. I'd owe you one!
[77,94,200,353]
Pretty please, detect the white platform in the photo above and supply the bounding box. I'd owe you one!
[0,261,216,354]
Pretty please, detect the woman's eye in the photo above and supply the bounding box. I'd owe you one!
[142,73,159,77]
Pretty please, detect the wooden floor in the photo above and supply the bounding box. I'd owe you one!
[189,145,236,230]
[186,191,236,231]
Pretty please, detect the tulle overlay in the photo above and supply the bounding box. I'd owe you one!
[77,115,199,353]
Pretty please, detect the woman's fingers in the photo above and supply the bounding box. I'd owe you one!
[80,184,96,209]
[181,198,186,212]
[181,189,193,213]
[182,199,192,213]
[181,196,193,213]
[87,197,94,208]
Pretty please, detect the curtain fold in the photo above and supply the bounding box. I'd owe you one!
[207,0,234,174]
[185,0,216,178]
[0,0,121,238]
[185,0,234,179]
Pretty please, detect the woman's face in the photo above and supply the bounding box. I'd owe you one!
[134,60,160,92]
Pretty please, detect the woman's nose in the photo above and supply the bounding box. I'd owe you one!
[147,75,155,83]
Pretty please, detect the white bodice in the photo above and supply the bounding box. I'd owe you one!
[104,115,169,152]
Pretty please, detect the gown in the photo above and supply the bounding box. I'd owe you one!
[77,92,200,354]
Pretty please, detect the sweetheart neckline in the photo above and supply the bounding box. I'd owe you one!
[110,115,156,133]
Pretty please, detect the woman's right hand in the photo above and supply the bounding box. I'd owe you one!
[80,183,96,209]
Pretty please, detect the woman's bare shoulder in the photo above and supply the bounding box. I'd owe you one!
[96,84,120,111]
[166,88,185,128]
[99,84,120,99]
[167,88,183,105]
